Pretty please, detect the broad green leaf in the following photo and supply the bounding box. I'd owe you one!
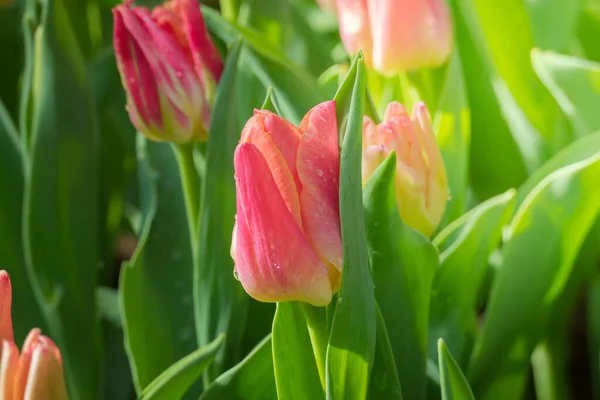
[517,131,600,206]
[434,52,470,227]
[200,336,277,400]
[363,152,438,400]
[141,335,224,400]
[272,302,324,399]
[449,0,528,199]
[469,152,600,399]
[119,138,197,394]
[202,6,325,124]
[532,51,600,137]
[0,101,45,343]
[260,86,283,114]
[23,0,100,396]
[588,271,600,400]
[326,56,376,400]
[196,41,248,382]
[438,340,475,400]
[466,0,557,139]
[578,0,600,62]
[525,0,581,52]
[0,4,25,120]
[368,303,402,400]
[429,190,515,368]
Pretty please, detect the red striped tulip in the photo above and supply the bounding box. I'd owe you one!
[0,271,69,400]
[362,102,448,236]
[232,101,342,306]
[335,0,453,73]
[113,0,223,142]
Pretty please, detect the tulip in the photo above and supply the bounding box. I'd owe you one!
[316,0,336,12]
[0,271,69,400]
[335,0,453,73]
[362,102,448,236]
[113,0,223,143]
[231,101,342,306]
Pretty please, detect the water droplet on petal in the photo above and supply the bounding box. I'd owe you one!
[233,268,240,281]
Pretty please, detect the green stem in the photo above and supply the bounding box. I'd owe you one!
[302,304,328,389]
[174,143,201,251]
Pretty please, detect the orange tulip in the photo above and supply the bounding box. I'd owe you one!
[0,271,69,400]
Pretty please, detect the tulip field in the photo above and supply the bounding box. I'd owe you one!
[2,0,600,398]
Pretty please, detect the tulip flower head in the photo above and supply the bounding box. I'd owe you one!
[335,0,453,73]
[362,102,448,236]
[113,0,223,142]
[232,101,343,306]
[0,271,69,400]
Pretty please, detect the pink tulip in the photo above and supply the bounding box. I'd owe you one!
[232,101,342,306]
[363,102,448,236]
[335,0,453,73]
[113,0,223,143]
[0,271,69,400]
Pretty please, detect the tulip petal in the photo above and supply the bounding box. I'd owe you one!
[0,340,19,399]
[234,143,333,306]
[23,338,68,400]
[297,101,343,272]
[0,271,13,343]
[241,111,303,227]
[113,6,163,134]
[335,0,373,66]
[176,0,223,84]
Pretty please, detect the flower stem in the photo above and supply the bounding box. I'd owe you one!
[174,143,201,251]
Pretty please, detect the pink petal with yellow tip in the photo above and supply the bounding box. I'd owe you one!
[0,271,13,343]
[233,143,333,306]
[0,340,19,399]
[297,101,343,271]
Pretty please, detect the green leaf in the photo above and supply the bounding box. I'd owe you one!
[202,6,325,124]
[259,86,283,114]
[196,40,249,382]
[363,152,438,399]
[449,0,529,199]
[141,335,224,400]
[438,340,475,400]
[0,4,25,120]
[0,101,45,343]
[587,270,600,400]
[326,55,376,400]
[429,190,515,367]
[272,302,324,399]
[434,52,470,227]
[369,303,402,400]
[532,50,600,137]
[526,0,582,52]
[469,151,600,398]
[517,131,600,207]
[200,336,277,400]
[119,138,197,394]
[23,0,100,396]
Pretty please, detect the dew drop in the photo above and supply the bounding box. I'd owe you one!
[233,268,240,281]
[338,297,343,304]
[316,169,324,177]
[273,263,280,270]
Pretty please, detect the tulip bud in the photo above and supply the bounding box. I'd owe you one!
[335,0,453,73]
[362,102,448,236]
[232,101,342,306]
[113,0,223,143]
[0,271,69,400]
